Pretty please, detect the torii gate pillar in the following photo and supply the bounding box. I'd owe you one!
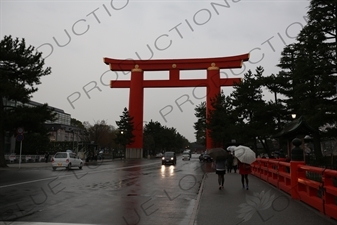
[104,54,249,158]
[128,67,144,158]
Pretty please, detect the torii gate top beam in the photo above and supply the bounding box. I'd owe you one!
[103,53,249,71]
[103,53,250,151]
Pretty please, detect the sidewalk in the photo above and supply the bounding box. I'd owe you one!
[194,172,337,225]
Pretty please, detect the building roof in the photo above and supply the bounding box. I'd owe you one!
[273,116,319,138]
[29,100,69,115]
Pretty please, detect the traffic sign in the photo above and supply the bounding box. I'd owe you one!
[17,127,24,134]
[16,134,24,141]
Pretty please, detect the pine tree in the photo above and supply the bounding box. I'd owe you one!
[276,0,337,158]
[193,102,206,146]
[143,120,189,153]
[207,91,234,147]
[143,120,163,153]
[261,73,287,131]
[0,35,54,167]
[229,67,276,153]
[115,107,135,149]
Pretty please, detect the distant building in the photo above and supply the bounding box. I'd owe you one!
[3,98,83,153]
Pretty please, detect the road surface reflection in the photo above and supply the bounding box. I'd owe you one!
[160,165,175,177]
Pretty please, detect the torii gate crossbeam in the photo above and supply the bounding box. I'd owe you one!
[104,54,249,158]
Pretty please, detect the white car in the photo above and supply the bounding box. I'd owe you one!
[51,152,83,170]
[182,153,191,161]
[155,153,163,158]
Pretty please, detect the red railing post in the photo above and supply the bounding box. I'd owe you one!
[322,169,337,220]
[290,161,305,199]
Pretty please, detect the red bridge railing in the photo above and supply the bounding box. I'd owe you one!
[251,158,337,220]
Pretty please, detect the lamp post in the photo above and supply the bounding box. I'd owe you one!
[121,131,125,159]
[72,130,75,152]
[51,126,58,142]
[48,126,57,155]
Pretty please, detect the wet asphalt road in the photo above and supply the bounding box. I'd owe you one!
[0,154,205,225]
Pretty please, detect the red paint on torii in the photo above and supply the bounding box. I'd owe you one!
[104,54,249,157]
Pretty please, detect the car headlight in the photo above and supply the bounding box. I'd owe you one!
[162,157,165,160]
[171,157,173,160]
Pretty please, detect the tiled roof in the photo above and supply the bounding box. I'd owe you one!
[273,116,319,138]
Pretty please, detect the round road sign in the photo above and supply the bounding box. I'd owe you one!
[17,127,24,134]
[16,134,24,141]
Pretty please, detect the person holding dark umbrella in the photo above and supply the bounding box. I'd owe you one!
[208,148,229,190]
[214,155,227,190]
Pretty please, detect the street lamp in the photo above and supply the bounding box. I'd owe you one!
[291,114,297,119]
[72,130,75,152]
[121,130,124,150]
[120,131,125,159]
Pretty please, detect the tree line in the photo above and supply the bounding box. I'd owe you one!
[194,0,336,160]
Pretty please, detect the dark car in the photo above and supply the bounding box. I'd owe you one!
[199,153,213,162]
[162,152,177,165]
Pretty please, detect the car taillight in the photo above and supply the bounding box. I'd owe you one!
[66,159,69,163]
[51,158,54,162]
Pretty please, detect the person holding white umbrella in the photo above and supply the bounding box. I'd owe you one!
[238,160,252,190]
[232,145,256,190]
[232,152,238,173]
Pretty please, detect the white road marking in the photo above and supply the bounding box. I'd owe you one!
[2,223,98,225]
[0,161,159,189]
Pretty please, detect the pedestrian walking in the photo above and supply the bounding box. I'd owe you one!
[226,153,233,173]
[44,152,50,163]
[232,155,238,173]
[238,160,251,190]
[214,157,227,190]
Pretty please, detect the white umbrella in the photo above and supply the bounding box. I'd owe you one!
[233,145,256,164]
[227,146,236,152]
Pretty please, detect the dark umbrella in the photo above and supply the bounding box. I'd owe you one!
[208,148,229,161]
[215,155,228,161]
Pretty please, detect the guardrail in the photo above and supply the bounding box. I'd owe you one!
[5,155,46,163]
[251,158,337,220]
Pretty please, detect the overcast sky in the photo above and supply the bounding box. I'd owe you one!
[1,0,310,142]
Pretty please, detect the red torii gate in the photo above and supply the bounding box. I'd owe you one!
[104,54,249,158]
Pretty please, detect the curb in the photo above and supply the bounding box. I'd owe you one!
[189,172,207,225]
[0,163,52,169]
